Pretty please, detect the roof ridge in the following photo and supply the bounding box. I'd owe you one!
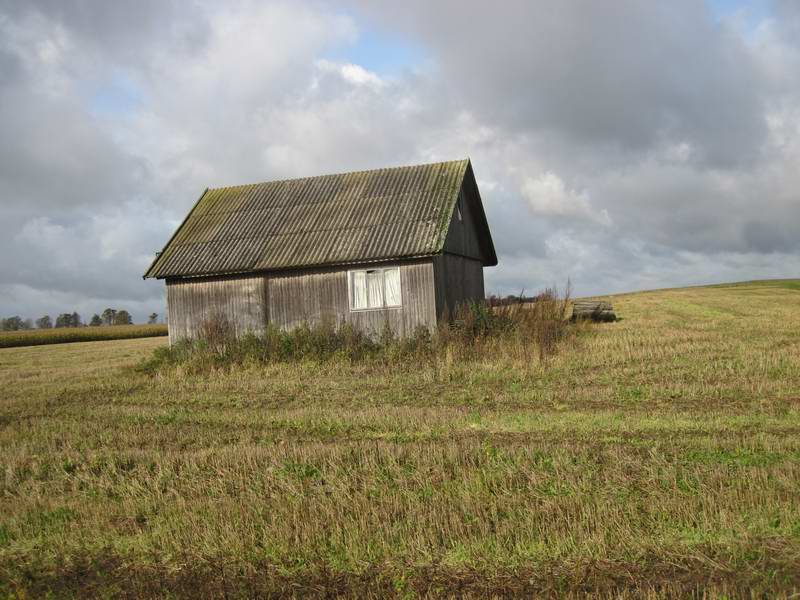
[206,158,469,193]
[197,182,467,216]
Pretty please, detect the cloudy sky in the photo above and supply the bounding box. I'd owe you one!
[1,0,799,322]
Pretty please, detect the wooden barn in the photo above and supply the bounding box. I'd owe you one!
[144,159,497,343]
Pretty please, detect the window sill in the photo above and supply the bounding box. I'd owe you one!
[349,305,403,313]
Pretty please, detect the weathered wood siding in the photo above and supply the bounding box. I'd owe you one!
[433,177,489,318]
[268,260,437,336]
[433,253,485,319]
[166,275,267,343]
[166,260,438,341]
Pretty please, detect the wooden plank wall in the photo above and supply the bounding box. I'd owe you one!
[268,260,437,337]
[442,189,486,262]
[166,274,267,344]
[433,254,485,319]
[166,260,437,341]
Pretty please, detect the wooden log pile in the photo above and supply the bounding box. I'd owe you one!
[571,300,617,322]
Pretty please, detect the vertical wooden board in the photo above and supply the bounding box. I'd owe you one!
[433,255,445,319]
[400,260,436,334]
[266,268,343,331]
[266,260,435,336]
[165,274,267,342]
[166,283,177,344]
[433,254,486,319]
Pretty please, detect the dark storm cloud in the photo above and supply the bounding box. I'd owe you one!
[0,0,205,63]
[351,0,767,167]
[0,88,143,212]
[0,1,156,214]
[0,45,21,84]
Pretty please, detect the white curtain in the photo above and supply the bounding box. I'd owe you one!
[367,270,384,308]
[352,271,367,309]
[384,268,401,306]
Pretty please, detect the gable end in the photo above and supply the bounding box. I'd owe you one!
[441,160,497,266]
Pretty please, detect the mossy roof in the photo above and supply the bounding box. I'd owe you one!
[144,158,495,279]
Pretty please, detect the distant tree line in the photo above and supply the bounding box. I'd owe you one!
[1,316,34,331]
[486,294,538,307]
[1,309,160,330]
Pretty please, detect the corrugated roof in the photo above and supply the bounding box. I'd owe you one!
[145,158,491,279]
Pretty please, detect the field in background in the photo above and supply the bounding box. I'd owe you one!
[0,323,167,348]
[1,281,800,597]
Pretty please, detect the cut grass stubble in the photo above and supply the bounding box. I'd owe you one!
[2,281,800,597]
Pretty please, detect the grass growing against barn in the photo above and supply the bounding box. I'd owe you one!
[1,281,800,597]
[140,290,574,375]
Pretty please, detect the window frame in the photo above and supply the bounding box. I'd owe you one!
[347,267,403,312]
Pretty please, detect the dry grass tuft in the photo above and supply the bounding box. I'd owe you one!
[144,285,576,376]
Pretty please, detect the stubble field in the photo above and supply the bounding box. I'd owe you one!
[1,281,799,598]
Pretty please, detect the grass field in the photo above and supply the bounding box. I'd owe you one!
[1,281,800,597]
[0,324,167,348]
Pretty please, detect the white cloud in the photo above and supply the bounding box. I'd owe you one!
[522,172,611,226]
[317,59,385,89]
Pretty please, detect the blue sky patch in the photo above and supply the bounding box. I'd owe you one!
[90,71,142,116]
[331,22,427,75]
[707,0,771,30]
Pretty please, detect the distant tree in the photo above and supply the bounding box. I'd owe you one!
[54,313,84,328]
[89,314,102,327]
[101,308,117,326]
[1,316,26,331]
[113,310,132,325]
[147,312,158,324]
[22,318,33,330]
[55,313,73,328]
[35,315,53,329]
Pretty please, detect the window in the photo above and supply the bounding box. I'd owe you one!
[349,267,402,310]
[457,198,463,222]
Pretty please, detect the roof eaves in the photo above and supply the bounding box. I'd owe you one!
[143,188,209,279]
[465,160,498,267]
[157,251,442,281]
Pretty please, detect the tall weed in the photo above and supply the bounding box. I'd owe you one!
[140,284,577,374]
